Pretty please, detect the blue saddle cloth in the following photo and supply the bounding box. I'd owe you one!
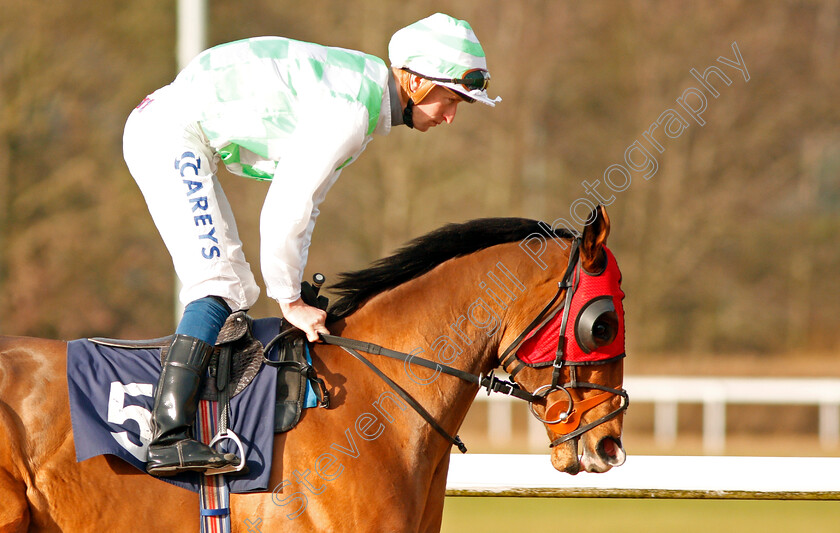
[67,317,291,493]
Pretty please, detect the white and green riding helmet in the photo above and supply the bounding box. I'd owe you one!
[389,13,502,107]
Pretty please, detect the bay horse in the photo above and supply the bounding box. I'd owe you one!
[0,205,627,532]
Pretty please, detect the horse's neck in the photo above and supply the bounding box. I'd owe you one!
[340,253,505,378]
[334,248,532,453]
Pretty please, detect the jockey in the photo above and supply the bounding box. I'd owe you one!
[122,12,501,477]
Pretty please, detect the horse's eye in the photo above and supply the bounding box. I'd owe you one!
[575,297,618,353]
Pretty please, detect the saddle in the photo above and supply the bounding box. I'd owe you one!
[89,282,330,433]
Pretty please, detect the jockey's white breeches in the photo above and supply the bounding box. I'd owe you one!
[123,86,260,311]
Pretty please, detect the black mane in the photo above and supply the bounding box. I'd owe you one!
[328,217,573,318]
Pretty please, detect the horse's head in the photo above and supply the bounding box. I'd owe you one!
[499,205,628,475]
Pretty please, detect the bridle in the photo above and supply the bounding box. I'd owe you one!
[268,237,629,452]
[496,237,629,446]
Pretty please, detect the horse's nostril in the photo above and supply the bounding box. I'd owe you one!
[599,437,623,459]
[602,437,617,457]
[597,436,626,468]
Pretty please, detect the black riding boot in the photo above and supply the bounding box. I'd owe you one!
[146,334,239,476]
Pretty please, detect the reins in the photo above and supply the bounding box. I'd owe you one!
[263,325,536,453]
[318,333,539,453]
[319,335,540,402]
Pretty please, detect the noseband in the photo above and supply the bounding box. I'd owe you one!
[271,238,628,452]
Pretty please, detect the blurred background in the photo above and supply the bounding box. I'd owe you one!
[2,0,839,529]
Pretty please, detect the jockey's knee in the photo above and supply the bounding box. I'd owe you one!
[175,296,232,345]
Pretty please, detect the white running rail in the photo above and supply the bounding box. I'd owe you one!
[445,454,840,499]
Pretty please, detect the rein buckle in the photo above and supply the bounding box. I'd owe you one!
[480,369,517,396]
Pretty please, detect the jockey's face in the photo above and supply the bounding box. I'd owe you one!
[411,85,464,132]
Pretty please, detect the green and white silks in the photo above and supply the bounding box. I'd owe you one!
[125,37,392,306]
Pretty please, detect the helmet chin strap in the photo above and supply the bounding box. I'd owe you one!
[403,98,415,129]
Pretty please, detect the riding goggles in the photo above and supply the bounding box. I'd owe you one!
[401,67,491,92]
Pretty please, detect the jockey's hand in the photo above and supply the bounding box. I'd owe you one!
[279,297,329,342]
